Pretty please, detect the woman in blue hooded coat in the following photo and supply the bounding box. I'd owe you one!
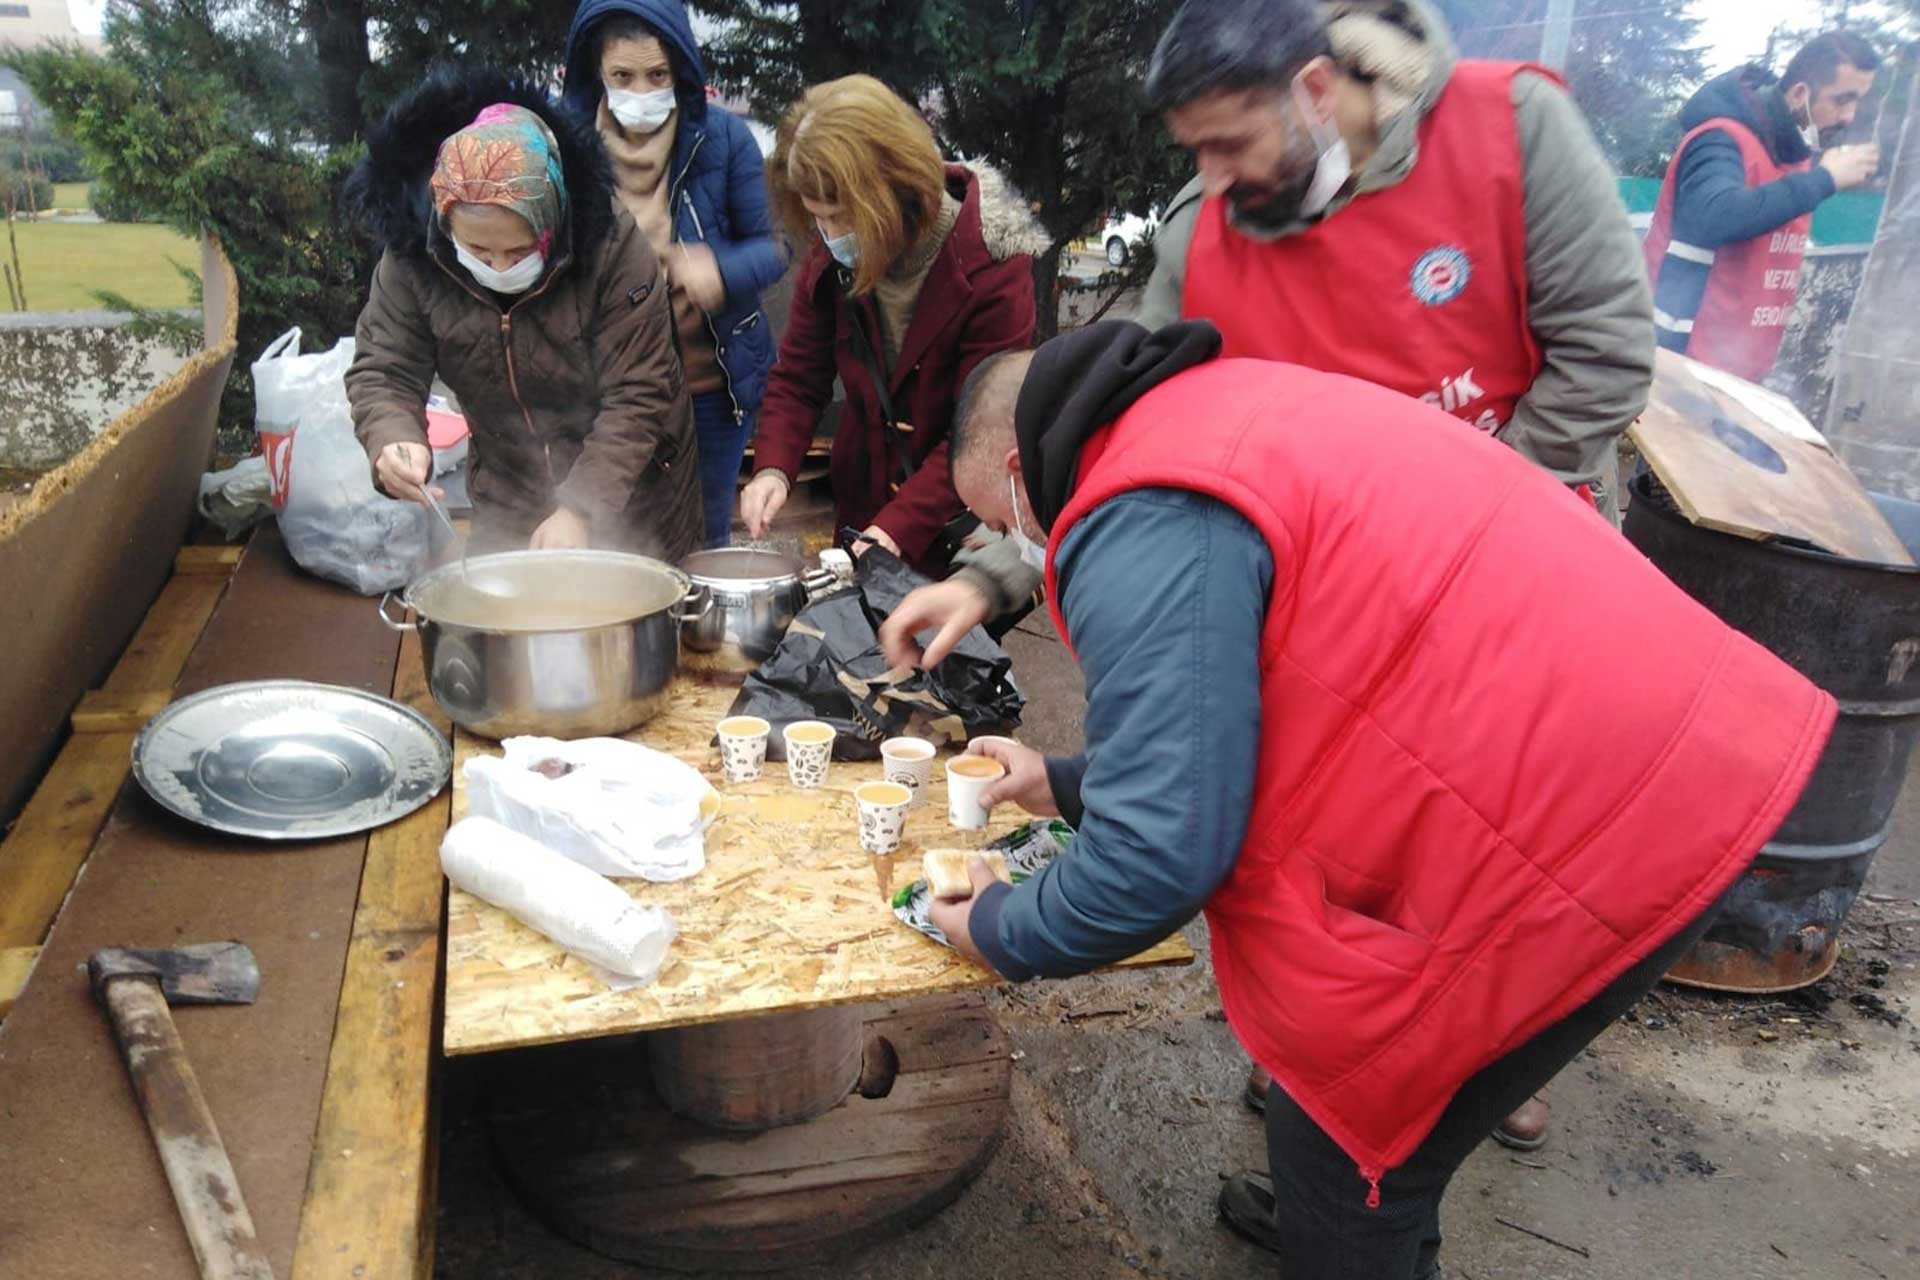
[562,0,787,548]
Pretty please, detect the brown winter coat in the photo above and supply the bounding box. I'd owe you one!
[345,70,703,561]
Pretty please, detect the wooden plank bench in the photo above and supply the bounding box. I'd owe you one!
[0,526,443,1280]
[0,550,234,956]
[291,628,448,1280]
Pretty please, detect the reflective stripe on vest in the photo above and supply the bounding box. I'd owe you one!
[1642,117,1811,381]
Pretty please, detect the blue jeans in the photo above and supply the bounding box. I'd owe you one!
[692,391,752,549]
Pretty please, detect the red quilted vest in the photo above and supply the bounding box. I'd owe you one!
[1182,61,1543,435]
[1044,359,1834,1197]
[1643,118,1812,381]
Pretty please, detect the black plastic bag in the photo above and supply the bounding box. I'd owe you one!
[731,540,1025,760]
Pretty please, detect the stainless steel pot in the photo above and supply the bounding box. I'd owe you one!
[378,549,706,739]
[679,548,840,674]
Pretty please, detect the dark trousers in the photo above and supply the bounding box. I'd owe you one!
[1262,899,1725,1279]
[692,391,753,550]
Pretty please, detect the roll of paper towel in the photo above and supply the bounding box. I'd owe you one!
[441,816,677,989]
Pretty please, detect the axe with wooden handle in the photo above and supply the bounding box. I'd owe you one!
[89,941,274,1280]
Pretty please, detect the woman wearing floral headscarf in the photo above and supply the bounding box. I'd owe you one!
[346,67,703,560]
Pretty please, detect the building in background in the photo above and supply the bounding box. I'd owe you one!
[0,1,100,127]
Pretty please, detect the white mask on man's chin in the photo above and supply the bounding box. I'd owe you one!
[1792,95,1822,151]
[1292,75,1353,215]
[1008,475,1047,571]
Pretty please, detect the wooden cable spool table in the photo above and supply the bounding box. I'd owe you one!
[445,675,1193,1270]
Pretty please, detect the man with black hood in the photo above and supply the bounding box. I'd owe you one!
[1136,0,1649,524]
[1644,32,1880,381]
[925,321,1831,1276]
[886,0,1654,1151]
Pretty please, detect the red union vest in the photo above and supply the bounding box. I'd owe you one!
[1044,359,1834,1193]
[1643,118,1812,381]
[1182,60,1543,436]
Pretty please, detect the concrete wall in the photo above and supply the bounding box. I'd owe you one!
[0,238,237,826]
[0,310,198,470]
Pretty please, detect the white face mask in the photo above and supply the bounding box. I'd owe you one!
[1008,475,1047,571]
[454,239,545,295]
[820,222,859,269]
[606,85,676,134]
[1791,93,1821,150]
[1292,75,1353,216]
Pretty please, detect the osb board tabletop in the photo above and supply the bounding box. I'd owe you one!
[443,677,1195,1056]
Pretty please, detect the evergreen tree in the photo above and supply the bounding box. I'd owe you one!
[1438,0,1710,174]
[692,0,1191,338]
[1,2,577,438]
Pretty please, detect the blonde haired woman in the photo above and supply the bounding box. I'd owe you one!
[740,74,1045,578]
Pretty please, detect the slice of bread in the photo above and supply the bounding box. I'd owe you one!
[924,848,1011,901]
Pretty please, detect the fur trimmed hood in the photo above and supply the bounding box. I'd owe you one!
[345,65,617,262]
[969,161,1051,261]
[1324,0,1456,127]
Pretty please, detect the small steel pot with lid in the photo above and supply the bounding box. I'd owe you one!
[679,548,843,673]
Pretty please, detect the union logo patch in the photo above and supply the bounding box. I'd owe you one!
[1410,246,1471,307]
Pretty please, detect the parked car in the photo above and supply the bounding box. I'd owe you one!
[1096,209,1159,267]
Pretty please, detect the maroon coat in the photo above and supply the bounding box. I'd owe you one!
[752,165,1042,571]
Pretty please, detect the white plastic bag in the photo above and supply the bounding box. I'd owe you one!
[464,736,718,882]
[253,326,429,595]
[441,817,677,990]
[196,455,273,540]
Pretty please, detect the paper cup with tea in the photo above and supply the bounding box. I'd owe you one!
[945,753,1006,830]
[855,780,913,855]
[857,778,913,897]
[717,715,771,783]
[880,736,936,807]
[782,720,836,788]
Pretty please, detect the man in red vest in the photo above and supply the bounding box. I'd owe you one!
[1135,0,1649,527]
[1150,0,1658,1154]
[926,320,1832,1277]
[887,0,1655,683]
[1644,32,1880,381]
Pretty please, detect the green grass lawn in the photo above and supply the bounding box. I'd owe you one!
[3,219,200,312]
[50,181,89,211]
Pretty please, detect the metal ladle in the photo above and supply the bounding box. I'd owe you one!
[420,486,515,599]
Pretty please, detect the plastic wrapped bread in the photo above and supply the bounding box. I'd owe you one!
[441,816,677,990]
[463,736,715,881]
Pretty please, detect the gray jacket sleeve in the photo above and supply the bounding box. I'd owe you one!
[1499,72,1654,512]
[1135,177,1204,332]
[949,528,1042,616]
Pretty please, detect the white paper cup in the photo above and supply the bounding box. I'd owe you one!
[945,754,1006,831]
[717,715,771,783]
[880,736,937,808]
[782,720,836,789]
[855,780,913,855]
